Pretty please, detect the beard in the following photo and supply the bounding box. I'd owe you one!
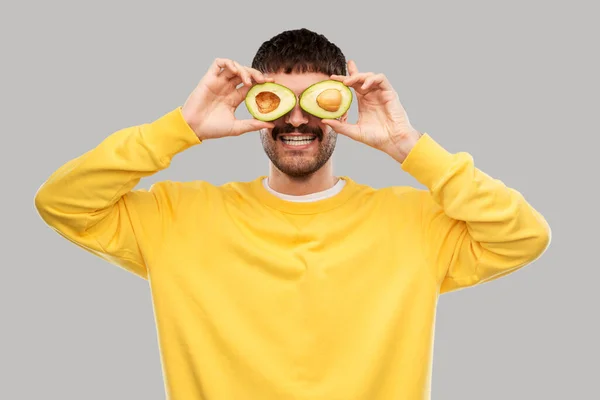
[260,123,338,179]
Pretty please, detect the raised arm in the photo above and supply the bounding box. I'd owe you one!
[402,134,551,293]
[34,58,276,279]
[34,108,201,278]
[322,60,550,292]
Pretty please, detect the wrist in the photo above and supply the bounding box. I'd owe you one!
[389,130,423,163]
[180,106,203,141]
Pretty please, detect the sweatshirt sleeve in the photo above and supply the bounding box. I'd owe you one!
[34,107,201,279]
[400,134,551,294]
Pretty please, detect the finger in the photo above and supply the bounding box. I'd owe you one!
[235,81,253,99]
[361,73,390,91]
[231,118,275,136]
[215,58,239,80]
[210,58,228,74]
[230,75,243,88]
[347,59,359,76]
[343,72,374,88]
[232,61,253,86]
[229,62,274,86]
[321,118,361,142]
[329,74,347,82]
[243,66,274,84]
[328,62,360,82]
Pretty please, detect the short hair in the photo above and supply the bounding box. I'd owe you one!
[251,28,347,76]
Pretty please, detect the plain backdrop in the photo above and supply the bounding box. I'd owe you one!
[1,0,598,398]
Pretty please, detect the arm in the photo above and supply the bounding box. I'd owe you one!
[35,58,275,279]
[34,107,201,279]
[319,61,550,292]
[400,134,551,293]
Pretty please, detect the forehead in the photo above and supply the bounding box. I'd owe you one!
[264,71,331,95]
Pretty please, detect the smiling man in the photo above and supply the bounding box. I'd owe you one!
[257,72,342,185]
[35,28,551,400]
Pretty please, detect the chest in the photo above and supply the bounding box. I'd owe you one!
[153,203,432,297]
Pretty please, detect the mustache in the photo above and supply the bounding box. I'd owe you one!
[271,124,323,140]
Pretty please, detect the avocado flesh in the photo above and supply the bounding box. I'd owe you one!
[245,82,297,122]
[299,80,353,119]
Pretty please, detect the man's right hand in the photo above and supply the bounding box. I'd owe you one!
[181,58,276,141]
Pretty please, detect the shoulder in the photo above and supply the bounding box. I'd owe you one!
[144,178,256,204]
[345,177,429,205]
[343,178,437,229]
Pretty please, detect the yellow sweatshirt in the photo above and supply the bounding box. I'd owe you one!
[35,107,551,399]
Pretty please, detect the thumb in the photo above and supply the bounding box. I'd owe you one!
[321,119,361,141]
[231,118,274,136]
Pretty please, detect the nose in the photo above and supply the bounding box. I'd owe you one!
[284,101,309,127]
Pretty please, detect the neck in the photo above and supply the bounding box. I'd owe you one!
[267,160,338,196]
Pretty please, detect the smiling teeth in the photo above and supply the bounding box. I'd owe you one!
[281,135,315,141]
[281,135,316,146]
[284,140,313,146]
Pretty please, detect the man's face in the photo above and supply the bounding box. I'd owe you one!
[259,72,347,178]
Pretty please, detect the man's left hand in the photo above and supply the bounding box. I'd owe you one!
[322,60,422,164]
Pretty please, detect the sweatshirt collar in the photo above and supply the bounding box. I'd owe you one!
[250,175,358,214]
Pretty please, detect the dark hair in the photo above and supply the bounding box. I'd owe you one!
[251,28,347,76]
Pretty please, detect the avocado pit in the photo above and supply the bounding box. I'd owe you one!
[255,91,281,114]
[316,89,342,112]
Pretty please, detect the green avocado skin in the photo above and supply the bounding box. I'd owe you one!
[245,80,353,121]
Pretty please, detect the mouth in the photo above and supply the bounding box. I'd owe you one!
[278,134,318,148]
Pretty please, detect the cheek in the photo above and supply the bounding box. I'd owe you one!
[260,129,275,141]
[320,123,334,135]
[305,116,327,131]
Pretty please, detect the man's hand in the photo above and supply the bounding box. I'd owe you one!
[322,60,422,163]
[182,58,276,141]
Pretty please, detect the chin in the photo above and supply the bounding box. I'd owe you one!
[261,129,336,177]
[273,154,329,178]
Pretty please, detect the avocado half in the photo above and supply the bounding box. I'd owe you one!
[299,80,352,119]
[245,82,297,122]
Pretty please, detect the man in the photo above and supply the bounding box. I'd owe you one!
[35,28,551,399]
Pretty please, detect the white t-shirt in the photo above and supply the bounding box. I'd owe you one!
[262,177,346,202]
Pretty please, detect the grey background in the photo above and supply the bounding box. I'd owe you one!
[1,0,598,398]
